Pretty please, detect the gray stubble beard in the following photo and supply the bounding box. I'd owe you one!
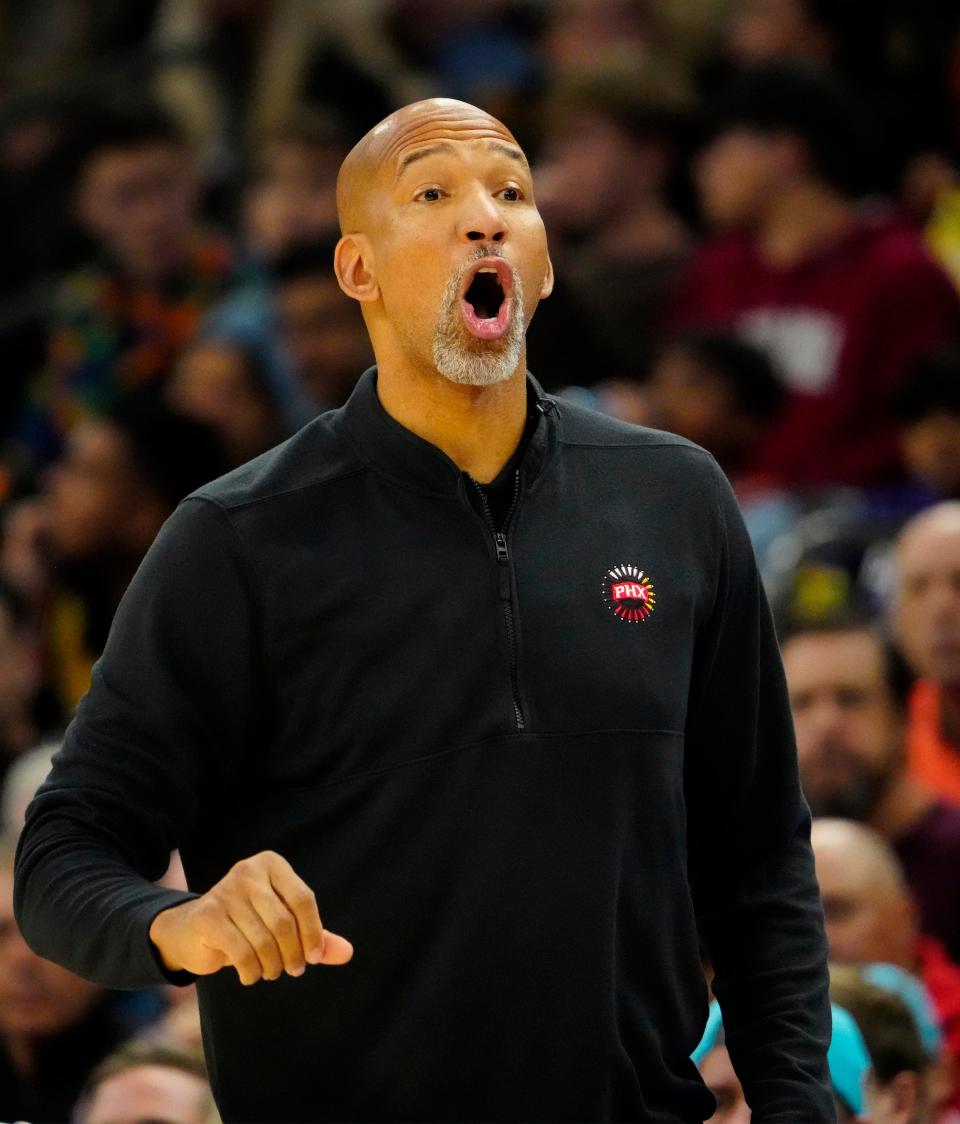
[432,258,526,387]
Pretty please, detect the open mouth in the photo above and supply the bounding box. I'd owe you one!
[460,258,513,340]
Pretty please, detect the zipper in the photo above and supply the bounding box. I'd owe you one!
[471,471,525,731]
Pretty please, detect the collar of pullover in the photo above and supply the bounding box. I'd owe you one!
[340,366,557,498]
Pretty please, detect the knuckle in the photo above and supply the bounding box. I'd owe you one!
[291,888,316,911]
[196,898,222,927]
[272,915,296,942]
[253,936,277,960]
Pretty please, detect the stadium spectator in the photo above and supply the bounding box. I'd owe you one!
[692,999,871,1122]
[0,499,50,617]
[668,63,960,488]
[243,112,349,263]
[892,504,960,805]
[73,1039,216,1124]
[894,347,960,503]
[272,239,372,411]
[19,94,238,467]
[40,395,230,711]
[811,818,960,1108]
[532,64,694,378]
[782,617,960,960]
[641,328,784,478]
[830,964,936,1124]
[165,338,282,466]
[725,0,875,74]
[200,115,354,435]
[0,833,129,1123]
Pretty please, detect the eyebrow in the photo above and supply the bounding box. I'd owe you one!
[396,139,529,179]
[397,143,452,177]
[487,141,528,168]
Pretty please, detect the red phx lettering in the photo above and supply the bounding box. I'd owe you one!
[612,582,648,602]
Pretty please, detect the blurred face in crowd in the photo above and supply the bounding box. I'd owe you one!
[645,345,757,457]
[83,1065,211,1124]
[276,272,372,408]
[811,821,917,968]
[543,0,650,74]
[44,421,164,560]
[75,141,199,283]
[0,864,102,1040]
[699,1045,750,1124]
[696,127,804,228]
[900,413,960,497]
[893,506,960,687]
[246,136,344,260]
[335,99,553,388]
[167,342,279,464]
[783,629,904,820]
[727,0,833,65]
[535,110,661,234]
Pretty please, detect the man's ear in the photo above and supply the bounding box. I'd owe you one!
[539,255,555,300]
[335,235,379,303]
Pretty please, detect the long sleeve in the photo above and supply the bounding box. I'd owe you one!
[684,462,835,1122]
[14,496,263,989]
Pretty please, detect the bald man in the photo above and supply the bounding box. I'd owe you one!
[15,100,833,1122]
[812,819,960,1107]
[893,502,960,803]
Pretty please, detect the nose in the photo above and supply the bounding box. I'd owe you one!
[808,698,845,740]
[457,186,507,244]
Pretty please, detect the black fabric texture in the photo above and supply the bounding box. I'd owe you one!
[14,367,835,1123]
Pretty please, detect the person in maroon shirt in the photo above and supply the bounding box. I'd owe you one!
[667,64,960,489]
[781,616,960,962]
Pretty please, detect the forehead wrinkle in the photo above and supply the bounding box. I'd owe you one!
[385,123,519,168]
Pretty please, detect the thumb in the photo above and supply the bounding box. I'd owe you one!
[318,931,354,965]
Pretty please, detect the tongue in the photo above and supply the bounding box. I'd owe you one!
[461,294,511,340]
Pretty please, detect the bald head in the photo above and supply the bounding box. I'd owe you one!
[893,500,960,685]
[336,99,525,234]
[812,819,907,898]
[811,818,916,968]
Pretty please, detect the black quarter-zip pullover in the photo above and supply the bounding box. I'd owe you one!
[15,367,834,1123]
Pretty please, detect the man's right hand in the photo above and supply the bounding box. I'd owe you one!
[148,850,354,985]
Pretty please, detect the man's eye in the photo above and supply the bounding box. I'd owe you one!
[500,186,523,201]
[417,188,443,202]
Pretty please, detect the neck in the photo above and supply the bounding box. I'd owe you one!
[870,771,934,839]
[756,182,854,269]
[940,682,960,745]
[374,357,528,484]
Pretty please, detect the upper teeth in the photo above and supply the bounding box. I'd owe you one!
[478,267,497,273]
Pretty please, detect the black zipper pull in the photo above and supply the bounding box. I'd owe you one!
[493,532,509,563]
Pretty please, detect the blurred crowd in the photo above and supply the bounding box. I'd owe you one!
[1,0,960,1121]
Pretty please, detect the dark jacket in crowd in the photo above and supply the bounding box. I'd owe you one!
[15,368,834,1123]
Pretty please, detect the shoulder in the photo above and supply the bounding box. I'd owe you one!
[856,209,953,284]
[189,407,365,514]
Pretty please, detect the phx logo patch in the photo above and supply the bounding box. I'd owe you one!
[602,564,656,623]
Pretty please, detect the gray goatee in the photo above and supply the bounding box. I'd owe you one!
[432,254,525,387]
